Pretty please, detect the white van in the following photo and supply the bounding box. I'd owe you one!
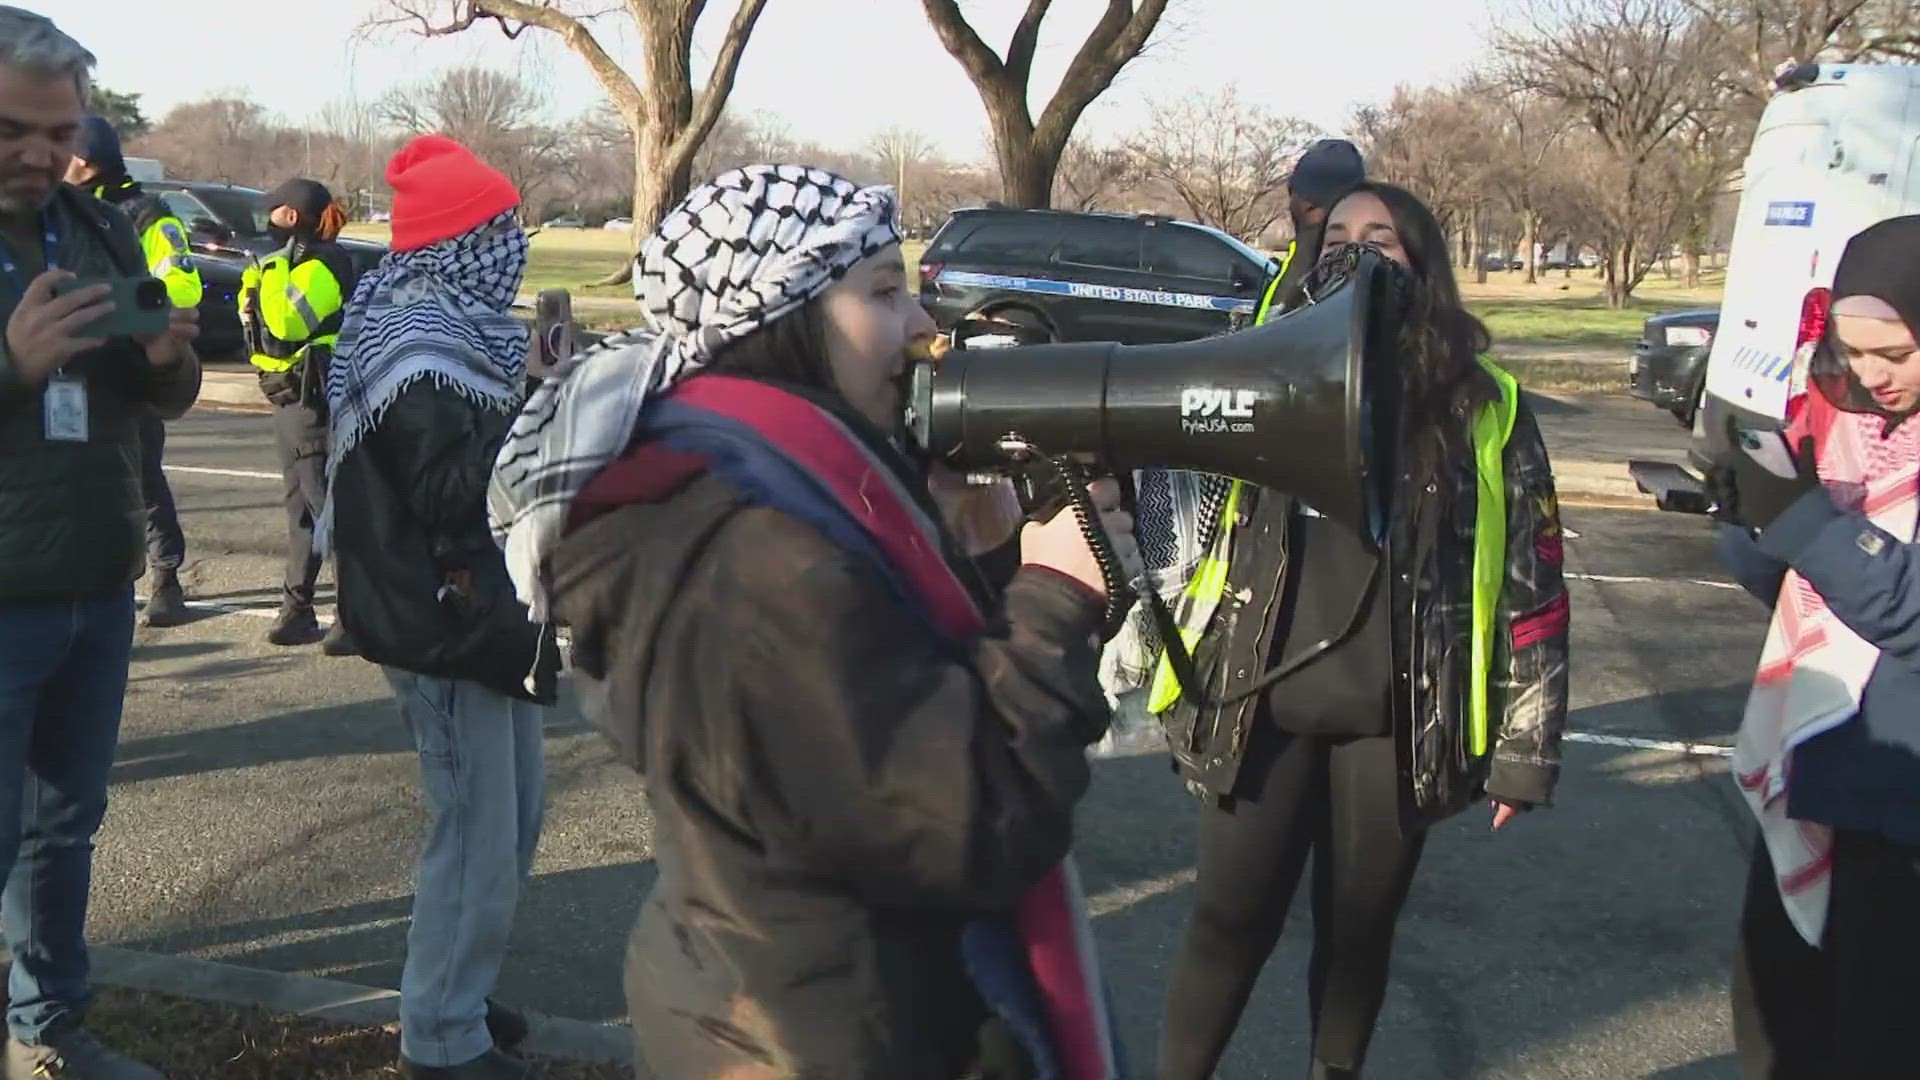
[1688,62,1920,474]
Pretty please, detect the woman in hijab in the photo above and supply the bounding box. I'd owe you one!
[1152,182,1570,1080]
[1712,214,1920,1079]
[488,165,1138,1080]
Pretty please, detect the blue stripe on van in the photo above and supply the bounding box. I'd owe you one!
[1727,344,1793,382]
[933,269,1257,314]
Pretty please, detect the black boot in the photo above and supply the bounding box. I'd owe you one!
[267,601,324,646]
[143,571,189,628]
[1311,1061,1360,1080]
[399,1048,531,1079]
[321,619,359,657]
[485,999,528,1051]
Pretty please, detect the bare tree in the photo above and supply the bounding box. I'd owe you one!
[382,66,571,221]
[1469,80,1574,283]
[869,127,936,202]
[1121,85,1316,240]
[312,97,393,215]
[1498,0,1719,306]
[368,0,773,284]
[1352,87,1496,260]
[1684,0,1920,106]
[921,0,1173,208]
[138,98,282,185]
[1054,137,1135,211]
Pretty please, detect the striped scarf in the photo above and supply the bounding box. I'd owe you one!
[313,211,531,555]
[1733,392,1920,945]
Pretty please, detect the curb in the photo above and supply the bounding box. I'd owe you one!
[89,945,635,1067]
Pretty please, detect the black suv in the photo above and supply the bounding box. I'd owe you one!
[917,207,1279,345]
[146,181,388,359]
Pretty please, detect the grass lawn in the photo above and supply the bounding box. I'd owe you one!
[1462,268,1725,351]
[343,224,1723,386]
[79,986,634,1079]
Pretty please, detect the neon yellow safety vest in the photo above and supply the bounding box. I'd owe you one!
[242,246,347,374]
[1148,358,1521,759]
[1252,240,1296,326]
[93,181,202,309]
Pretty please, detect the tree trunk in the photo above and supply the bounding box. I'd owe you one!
[1606,240,1636,308]
[593,123,687,288]
[1522,211,1539,285]
[989,106,1053,208]
[1683,248,1701,291]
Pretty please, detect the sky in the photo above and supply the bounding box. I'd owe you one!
[38,0,1512,160]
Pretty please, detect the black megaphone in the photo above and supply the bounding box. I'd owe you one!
[905,249,1397,551]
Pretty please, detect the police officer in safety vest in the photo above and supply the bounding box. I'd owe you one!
[241,177,357,652]
[64,114,202,628]
[1151,182,1571,1080]
[1253,138,1367,327]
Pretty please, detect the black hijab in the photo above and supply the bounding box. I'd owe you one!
[1809,214,1920,425]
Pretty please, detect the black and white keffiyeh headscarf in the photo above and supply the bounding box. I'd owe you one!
[312,210,532,555]
[488,164,902,621]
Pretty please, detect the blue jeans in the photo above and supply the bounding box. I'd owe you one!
[383,669,546,1067]
[0,591,135,1044]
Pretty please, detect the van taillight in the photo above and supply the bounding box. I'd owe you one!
[1796,286,1831,352]
[918,261,943,292]
[1785,285,1832,420]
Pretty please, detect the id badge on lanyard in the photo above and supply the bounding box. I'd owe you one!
[43,372,87,442]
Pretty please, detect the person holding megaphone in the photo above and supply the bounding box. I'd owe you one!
[488,165,1137,1080]
[1151,182,1572,1080]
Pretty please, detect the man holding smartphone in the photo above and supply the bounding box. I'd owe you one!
[0,7,200,1078]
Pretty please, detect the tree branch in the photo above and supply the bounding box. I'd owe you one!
[1004,0,1054,85]
[921,0,1013,90]
[677,0,773,160]
[1032,0,1172,157]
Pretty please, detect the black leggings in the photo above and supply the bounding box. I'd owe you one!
[1158,728,1426,1079]
[1732,830,1920,1079]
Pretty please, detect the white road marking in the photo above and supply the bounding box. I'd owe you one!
[1565,732,1732,758]
[163,465,282,481]
[1569,573,1742,591]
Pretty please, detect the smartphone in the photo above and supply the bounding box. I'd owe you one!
[531,289,574,379]
[51,275,172,337]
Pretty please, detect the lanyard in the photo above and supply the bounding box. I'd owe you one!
[0,209,58,295]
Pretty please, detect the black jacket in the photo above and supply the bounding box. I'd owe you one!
[547,428,1110,1079]
[0,186,202,603]
[1162,389,1571,821]
[333,382,558,703]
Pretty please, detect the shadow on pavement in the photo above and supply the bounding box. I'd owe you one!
[111,690,599,786]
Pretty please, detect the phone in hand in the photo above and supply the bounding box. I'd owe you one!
[51,275,172,337]
[531,289,574,379]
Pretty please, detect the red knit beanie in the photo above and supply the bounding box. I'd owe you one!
[385,134,520,252]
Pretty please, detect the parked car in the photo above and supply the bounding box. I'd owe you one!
[917,206,1277,346]
[144,180,389,360]
[601,217,632,231]
[542,214,587,229]
[1629,307,1720,425]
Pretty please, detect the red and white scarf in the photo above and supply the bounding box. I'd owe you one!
[1732,393,1920,945]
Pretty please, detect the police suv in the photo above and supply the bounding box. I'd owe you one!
[916,207,1279,346]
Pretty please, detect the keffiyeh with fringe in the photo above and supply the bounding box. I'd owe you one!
[314,210,531,555]
[487,164,900,621]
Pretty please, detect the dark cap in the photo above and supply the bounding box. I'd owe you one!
[1288,139,1366,208]
[76,115,125,174]
[265,178,335,224]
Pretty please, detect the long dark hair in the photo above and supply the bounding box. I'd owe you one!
[1333,181,1495,422]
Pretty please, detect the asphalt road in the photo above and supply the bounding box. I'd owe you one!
[96,403,1766,1079]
